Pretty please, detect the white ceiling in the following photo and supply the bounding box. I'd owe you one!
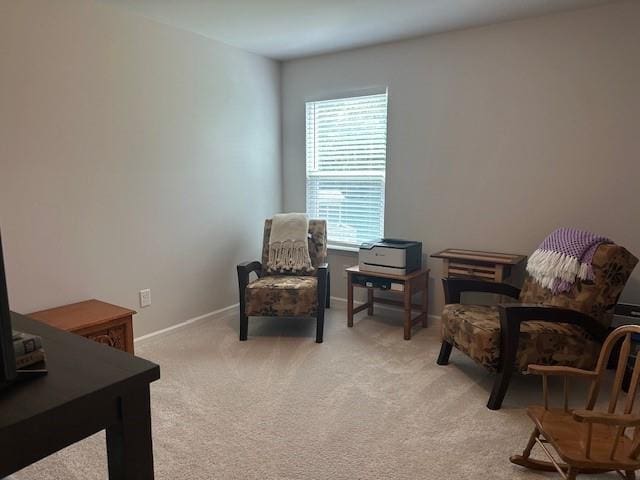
[101,0,618,60]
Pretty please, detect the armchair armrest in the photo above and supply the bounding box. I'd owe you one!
[498,304,608,343]
[315,263,329,342]
[573,410,640,427]
[237,260,262,301]
[442,278,521,304]
[315,263,330,310]
[527,364,598,379]
[237,260,262,277]
[315,263,328,297]
[491,304,607,407]
[237,261,263,340]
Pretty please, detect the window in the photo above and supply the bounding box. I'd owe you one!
[305,91,388,247]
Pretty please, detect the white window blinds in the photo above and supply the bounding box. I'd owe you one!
[305,91,388,246]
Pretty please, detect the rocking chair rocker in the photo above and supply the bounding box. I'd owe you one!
[511,325,640,480]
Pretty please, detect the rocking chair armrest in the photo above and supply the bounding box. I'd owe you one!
[527,364,598,379]
[498,304,608,343]
[573,410,640,427]
[442,278,521,304]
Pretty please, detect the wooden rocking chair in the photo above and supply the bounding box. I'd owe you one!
[511,325,640,480]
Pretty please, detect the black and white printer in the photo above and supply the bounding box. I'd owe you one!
[358,239,422,275]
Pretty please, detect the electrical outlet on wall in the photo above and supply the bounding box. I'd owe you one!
[139,289,151,308]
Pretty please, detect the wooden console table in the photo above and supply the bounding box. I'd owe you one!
[431,248,526,283]
[29,299,136,354]
[346,265,430,340]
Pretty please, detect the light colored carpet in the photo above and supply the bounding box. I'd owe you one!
[15,303,619,479]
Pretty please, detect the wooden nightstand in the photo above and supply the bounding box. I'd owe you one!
[29,299,136,354]
[431,248,526,283]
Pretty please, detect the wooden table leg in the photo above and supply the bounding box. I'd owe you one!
[347,272,354,327]
[124,315,135,354]
[494,266,506,304]
[367,288,374,315]
[404,281,412,340]
[107,386,155,480]
[422,272,429,328]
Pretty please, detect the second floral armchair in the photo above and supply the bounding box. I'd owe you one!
[437,243,638,410]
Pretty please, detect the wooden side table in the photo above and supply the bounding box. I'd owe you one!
[431,248,526,283]
[346,265,430,340]
[29,299,136,354]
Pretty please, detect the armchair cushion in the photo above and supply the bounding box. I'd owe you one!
[245,275,317,317]
[441,304,600,372]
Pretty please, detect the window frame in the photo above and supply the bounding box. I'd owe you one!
[304,88,389,248]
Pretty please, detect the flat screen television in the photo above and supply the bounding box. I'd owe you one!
[0,231,17,386]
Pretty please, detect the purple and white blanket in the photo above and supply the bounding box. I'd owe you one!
[526,228,611,294]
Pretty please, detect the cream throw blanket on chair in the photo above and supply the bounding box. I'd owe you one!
[267,213,314,273]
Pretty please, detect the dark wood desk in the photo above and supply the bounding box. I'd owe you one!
[0,312,160,479]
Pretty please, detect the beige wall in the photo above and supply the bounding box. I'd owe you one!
[282,1,640,314]
[0,0,282,336]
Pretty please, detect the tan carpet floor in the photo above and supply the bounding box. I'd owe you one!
[15,303,619,479]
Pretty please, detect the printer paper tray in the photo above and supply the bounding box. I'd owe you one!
[359,263,410,276]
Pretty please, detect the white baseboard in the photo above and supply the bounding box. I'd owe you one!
[134,296,440,344]
[134,303,239,343]
[330,296,441,322]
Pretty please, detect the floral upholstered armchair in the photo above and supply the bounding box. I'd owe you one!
[236,219,330,343]
[437,244,638,410]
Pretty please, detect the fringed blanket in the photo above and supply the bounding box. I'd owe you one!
[526,228,611,294]
[267,213,313,273]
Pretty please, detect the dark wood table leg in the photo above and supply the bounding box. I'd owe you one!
[367,288,374,315]
[107,386,154,480]
[404,281,412,340]
[347,272,354,327]
[422,272,429,328]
